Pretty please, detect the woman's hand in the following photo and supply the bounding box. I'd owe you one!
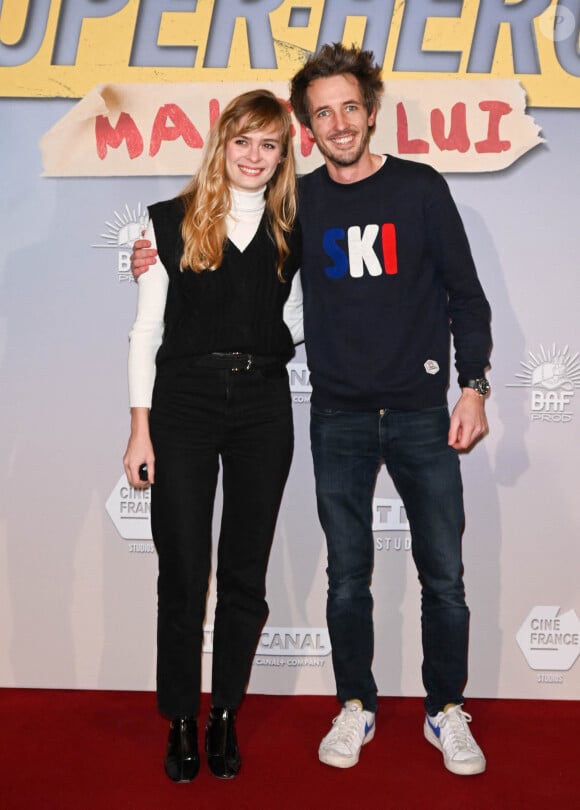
[123,407,155,487]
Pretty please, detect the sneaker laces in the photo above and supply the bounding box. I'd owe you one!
[326,704,364,747]
[439,707,479,755]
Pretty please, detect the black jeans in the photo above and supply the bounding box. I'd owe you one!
[150,362,293,718]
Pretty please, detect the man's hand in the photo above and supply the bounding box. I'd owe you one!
[131,238,158,280]
[448,388,488,451]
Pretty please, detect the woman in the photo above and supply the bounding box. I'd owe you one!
[123,90,302,783]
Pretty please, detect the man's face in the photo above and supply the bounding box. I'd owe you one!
[305,73,376,169]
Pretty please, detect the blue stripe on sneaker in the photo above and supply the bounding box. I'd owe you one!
[365,719,375,736]
[426,717,441,738]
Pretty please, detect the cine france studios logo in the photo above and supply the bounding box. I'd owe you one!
[508,343,579,423]
[105,475,153,553]
[517,606,580,683]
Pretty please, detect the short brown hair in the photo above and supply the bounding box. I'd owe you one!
[290,43,384,132]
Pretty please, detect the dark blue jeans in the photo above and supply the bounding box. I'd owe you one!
[150,363,293,718]
[310,405,468,716]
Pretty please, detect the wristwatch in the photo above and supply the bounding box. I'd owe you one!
[460,377,490,396]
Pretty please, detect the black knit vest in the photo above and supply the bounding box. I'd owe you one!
[148,197,300,369]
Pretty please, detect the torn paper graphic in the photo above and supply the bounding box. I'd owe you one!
[40,80,543,177]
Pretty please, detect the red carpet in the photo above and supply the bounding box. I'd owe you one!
[0,690,578,809]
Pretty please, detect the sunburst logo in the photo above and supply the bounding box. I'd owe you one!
[508,344,579,423]
[93,203,148,248]
[92,203,149,282]
[509,344,580,390]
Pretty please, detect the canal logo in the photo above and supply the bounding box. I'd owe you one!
[203,626,331,657]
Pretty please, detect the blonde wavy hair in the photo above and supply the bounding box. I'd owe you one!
[179,90,297,280]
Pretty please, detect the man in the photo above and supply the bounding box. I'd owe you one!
[130,43,492,777]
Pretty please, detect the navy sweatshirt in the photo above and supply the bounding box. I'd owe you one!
[298,156,492,411]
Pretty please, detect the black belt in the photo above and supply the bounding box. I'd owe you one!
[193,352,283,373]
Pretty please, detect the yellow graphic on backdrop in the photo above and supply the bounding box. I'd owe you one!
[0,0,579,107]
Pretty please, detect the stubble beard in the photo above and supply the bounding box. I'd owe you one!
[315,128,371,168]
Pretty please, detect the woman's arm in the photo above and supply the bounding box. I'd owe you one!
[123,220,168,486]
[283,271,304,345]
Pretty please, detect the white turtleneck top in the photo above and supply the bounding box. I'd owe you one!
[128,186,304,408]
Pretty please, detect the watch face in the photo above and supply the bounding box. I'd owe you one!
[476,378,490,395]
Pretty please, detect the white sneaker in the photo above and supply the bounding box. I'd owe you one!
[424,704,486,775]
[318,700,376,768]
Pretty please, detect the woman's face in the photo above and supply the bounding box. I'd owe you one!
[225,118,284,192]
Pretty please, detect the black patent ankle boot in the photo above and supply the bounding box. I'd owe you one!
[164,716,200,782]
[205,706,241,779]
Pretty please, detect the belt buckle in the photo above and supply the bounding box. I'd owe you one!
[229,352,252,372]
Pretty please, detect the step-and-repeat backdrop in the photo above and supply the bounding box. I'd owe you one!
[1,0,579,700]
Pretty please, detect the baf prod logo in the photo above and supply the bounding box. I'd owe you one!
[288,362,311,405]
[507,343,580,423]
[92,203,149,282]
[373,497,412,552]
[106,474,152,541]
[516,606,580,672]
